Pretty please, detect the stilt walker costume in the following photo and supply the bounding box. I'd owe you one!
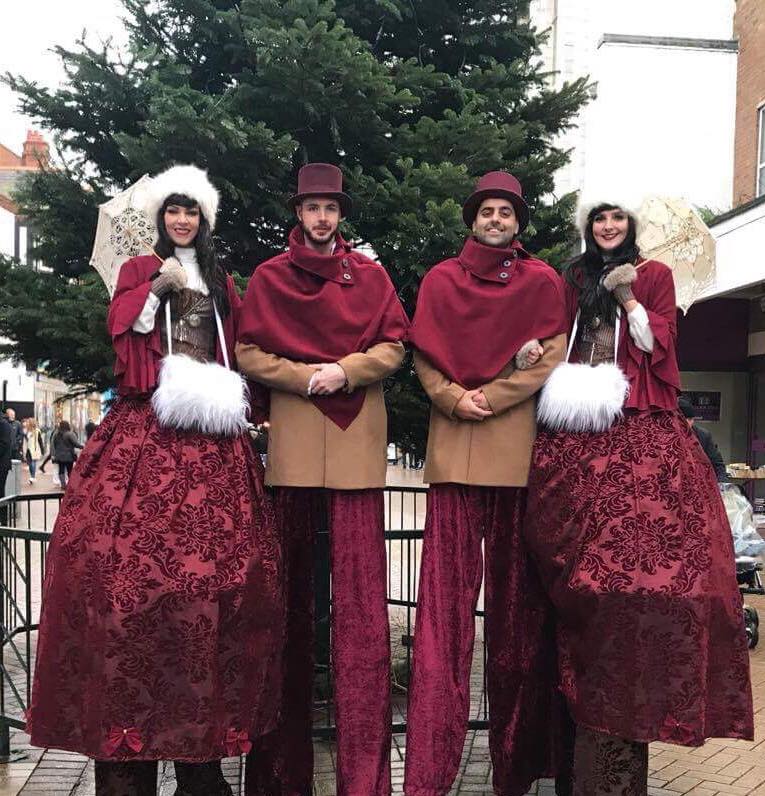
[27,165,284,796]
[523,200,753,795]
[236,163,410,796]
[404,172,570,796]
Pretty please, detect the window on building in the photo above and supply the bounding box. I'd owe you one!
[759,105,765,198]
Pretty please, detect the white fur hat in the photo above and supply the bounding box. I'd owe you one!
[576,195,641,235]
[144,164,220,230]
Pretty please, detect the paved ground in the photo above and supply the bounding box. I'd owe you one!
[3,466,765,794]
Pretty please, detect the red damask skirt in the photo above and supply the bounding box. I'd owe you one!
[28,397,283,762]
[525,409,753,746]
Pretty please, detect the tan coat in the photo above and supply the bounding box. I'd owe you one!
[235,341,405,489]
[416,333,566,487]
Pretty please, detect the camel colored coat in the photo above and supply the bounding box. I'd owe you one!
[416,333,566,487]
[235,341,405,489]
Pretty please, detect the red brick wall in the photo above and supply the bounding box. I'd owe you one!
[733,0,765,206]
[0,143,21,169]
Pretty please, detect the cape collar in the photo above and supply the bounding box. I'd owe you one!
[457,236,527,284]
[288,226,355,285]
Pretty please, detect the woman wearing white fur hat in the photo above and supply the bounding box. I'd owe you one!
[520,200,752,794]
[27,165,283,795]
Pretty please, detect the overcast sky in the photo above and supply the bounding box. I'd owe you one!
[0,0,126,153]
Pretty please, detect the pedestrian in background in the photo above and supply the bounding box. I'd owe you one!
[6,408,23,460]
[24,418,45,484]
[51,420,82,489]
[678,397,728,481]
[0,410,11,524]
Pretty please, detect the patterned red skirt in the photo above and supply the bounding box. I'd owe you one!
[28,397,283,762]
[525,409,753,746]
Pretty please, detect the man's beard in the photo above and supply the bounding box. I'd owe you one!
[474,226,515,248]
[301,222,336,246]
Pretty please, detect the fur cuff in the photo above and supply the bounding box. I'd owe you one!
[602,264,637,292]
[515,339,541,370]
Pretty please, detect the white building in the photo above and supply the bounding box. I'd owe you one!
[529,0,737,211]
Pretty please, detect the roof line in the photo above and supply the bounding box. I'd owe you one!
[709,195,765,227]
[599,33,738,52]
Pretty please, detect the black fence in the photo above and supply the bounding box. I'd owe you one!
[0,493,61,759]
[0,487,488,755]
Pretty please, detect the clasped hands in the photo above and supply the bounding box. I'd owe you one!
[307,363,348,396]
[455,336,547,421]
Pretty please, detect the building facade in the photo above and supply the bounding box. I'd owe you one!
[529,0,737,212]
[0,130,48,263]
[732,0,765,205]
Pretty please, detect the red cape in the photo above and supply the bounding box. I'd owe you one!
[565,258,681,411]
[106,255,242,397]
[408,237,568,388]
[237,227,410,429]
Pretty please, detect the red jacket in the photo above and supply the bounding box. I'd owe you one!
[106,255,240,396]
[565,259,681,412]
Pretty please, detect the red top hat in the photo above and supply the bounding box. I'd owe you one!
[287,163,352,216]
[462,171,529,232]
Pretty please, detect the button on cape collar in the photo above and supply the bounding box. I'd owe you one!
[458,236,526,284]
[287,226,355,285]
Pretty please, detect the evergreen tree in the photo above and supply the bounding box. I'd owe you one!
[3,0,588,453]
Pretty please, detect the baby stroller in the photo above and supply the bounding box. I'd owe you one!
[736,557,763,649]
[722,483,765,649]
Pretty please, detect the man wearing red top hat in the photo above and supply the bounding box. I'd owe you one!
[236,163,410,796]
[404,172,570,796]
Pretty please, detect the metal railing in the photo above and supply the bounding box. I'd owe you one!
[0,487,487,755]
[0,493,61,759]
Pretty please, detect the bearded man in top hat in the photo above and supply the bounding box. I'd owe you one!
[236,163,410,796]
[404,172,570,796]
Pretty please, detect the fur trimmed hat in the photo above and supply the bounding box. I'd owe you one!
[576,195,641,236]
[144,164,220,230]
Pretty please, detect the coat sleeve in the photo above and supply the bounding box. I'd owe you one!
[235,342,316,396]
[106,258,164,394]
[107,259,157,335]
[414,351,466,418]
[628,264,679,385]
[338,342,405,391]
[481,333,566,415]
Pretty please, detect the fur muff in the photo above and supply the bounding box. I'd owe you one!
[144,164,220,229]
[515,339,541,371]
[537,361,630,433]
[152,355,249,436]
[602,264,637,291]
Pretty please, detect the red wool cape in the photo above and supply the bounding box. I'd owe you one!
[237,227,410,429]
[565,258,681,411]
[407,237,568,388]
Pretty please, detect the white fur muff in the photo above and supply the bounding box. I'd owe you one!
[537,308,630,433]
[536,360,630,433]
[152,355,250,436]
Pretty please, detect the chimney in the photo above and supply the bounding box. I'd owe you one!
[21,130,50,168]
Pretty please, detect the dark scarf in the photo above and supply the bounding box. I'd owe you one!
[566,233,640,328]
